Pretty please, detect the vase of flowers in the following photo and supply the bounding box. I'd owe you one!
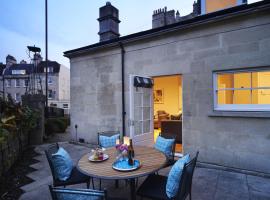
[115,143,128,161]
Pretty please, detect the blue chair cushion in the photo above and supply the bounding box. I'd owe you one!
[51,147,73,181]
[99,134,120,148]
[154,136,175,157]
[52,188,105,200]
[166,154,190,198]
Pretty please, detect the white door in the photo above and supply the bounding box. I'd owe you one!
[129,75,154,146]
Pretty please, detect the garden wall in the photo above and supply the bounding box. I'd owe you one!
[0,131,29,177]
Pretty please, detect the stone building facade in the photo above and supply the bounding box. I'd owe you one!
[65,1,270,174]
[1,55,70,113]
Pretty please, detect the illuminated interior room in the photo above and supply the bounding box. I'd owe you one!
[153,75,183,153]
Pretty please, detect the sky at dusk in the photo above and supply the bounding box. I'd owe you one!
[0,0,261,67]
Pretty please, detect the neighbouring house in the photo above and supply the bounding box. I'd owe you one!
[1,54,70,114]
[64,0,270,174]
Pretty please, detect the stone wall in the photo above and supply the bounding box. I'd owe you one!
[69,9,270,173]
[70,49,123,143]
[0,131,29,177]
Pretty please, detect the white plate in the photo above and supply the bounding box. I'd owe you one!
[88,154,109,162]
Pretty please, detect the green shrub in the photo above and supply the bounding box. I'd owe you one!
[45,117,69,135]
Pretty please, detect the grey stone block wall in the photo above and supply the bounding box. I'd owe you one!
[69,9,270,173]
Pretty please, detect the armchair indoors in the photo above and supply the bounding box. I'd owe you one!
[154,110,170,129]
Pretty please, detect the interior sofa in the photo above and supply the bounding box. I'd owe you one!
[160,120,182,144]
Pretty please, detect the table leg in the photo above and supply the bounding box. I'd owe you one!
[130,178,136,200]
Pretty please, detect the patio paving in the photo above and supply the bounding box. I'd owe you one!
[19,142,270,200]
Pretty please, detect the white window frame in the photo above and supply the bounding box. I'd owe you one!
[15,79,20,87]
[15,93,20,102]
[213,69,270,112]
[5,79,11,87]
[63,103,69,109]
[44,67,54,73]
[48,76,53,84]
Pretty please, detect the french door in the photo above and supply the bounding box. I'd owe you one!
[129,75,154,146]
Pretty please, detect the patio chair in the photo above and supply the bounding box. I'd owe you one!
[97,131,120,189]
[49,185,128,200]
[97,131,120,148]
[45,143,94,189]
[136,152,199,200]
[159,132,176,167]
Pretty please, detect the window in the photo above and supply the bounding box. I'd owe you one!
[15,93,20,102]
[15,79,20,87]
[24,79,28,87]
[48,76,53,84]
[5,79,11,87]
[63,104,69,109]
[48,90,55,99]
[12,70,26,75]
[214,69,270,111]
[44,67,53,73]
[50,103,57,107]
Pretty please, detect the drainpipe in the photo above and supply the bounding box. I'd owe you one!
[119,43,126,137]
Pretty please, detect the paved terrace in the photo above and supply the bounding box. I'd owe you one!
[19,142,270,200]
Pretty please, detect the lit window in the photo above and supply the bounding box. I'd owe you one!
[214,69,270,111]
[15,79,20,87]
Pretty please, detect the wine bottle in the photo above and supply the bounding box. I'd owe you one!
[129,139,135,158]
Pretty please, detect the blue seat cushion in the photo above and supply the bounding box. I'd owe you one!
[166,154,190,198]
[154,136,175,157]
[99,134,120,148]
[52,147,73,181]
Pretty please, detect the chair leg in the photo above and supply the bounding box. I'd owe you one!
[99,179,102,190]
[115,180,119,188]
[91,178,95,189]
[86,180,90,189]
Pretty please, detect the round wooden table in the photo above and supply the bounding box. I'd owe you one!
[77,146,167,200]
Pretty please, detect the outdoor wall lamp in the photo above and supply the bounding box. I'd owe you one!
[75,124,78,142]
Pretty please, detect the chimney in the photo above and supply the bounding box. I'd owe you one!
[6,54,17,68]
[152,7,176,29]
[193,0,201,16]
[98,2,120,42]
[20,60,27,64]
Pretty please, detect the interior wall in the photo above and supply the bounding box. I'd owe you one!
[153,75,182,115]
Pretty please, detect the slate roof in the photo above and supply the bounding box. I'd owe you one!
[2,61,60,76]
[3,64,33,76]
